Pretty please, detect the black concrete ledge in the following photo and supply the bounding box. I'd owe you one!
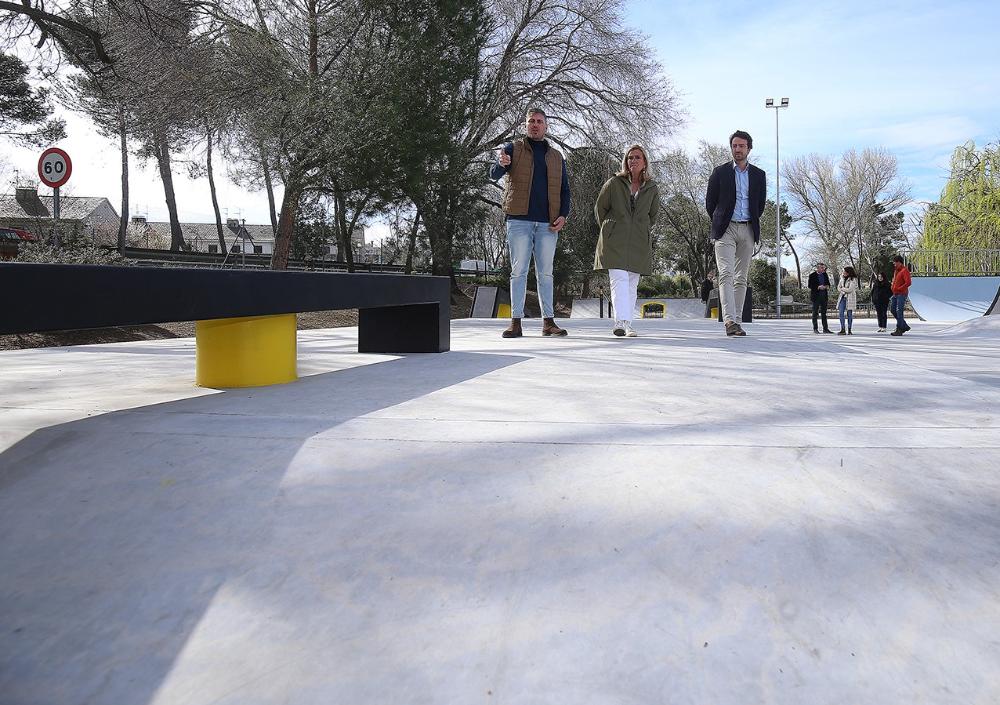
[0,263,451,353]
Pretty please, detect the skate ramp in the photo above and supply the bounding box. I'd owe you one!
[907,276,1000,322]
[989,284,1000,315]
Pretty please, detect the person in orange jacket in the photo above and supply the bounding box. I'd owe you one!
[889,255,912,336]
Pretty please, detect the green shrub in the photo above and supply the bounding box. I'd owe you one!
[636,273,695,298]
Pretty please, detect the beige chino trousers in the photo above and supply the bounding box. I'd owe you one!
[713,221,754,324]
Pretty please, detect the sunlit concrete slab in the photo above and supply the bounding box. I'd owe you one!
[2,317,1000,705]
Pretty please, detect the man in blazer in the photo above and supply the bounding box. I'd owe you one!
[705,130,766,336]
[807,262,834,333]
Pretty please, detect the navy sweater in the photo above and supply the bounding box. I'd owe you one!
[490,138,571,223]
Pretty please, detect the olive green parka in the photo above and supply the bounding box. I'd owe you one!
[593,175,660,274]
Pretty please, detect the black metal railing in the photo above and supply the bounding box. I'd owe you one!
[903,249,1000,276]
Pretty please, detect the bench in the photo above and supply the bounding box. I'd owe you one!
[0,263,450,387]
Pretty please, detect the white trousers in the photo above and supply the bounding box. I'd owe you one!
[713,222,754,323]
[609,269,640,322]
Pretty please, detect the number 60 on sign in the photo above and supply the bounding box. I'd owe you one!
[38,148,73,189]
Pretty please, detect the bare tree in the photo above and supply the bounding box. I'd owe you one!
[840,148,911,269]
[784,149,909,274]
[654,141,730,286]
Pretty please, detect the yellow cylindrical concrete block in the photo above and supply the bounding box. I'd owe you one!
[496,303,511,318]
[710,307,719,319]
[195,314,297,388]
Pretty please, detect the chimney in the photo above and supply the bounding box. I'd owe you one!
[14,186,47,217]
[15,186,38,202]
[131,215,147,224]
[226,218,240,231]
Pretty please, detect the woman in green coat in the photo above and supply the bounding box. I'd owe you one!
[594,144,661,337]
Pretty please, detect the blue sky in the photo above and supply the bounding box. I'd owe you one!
[626,0,1000,209]
[3,0,997,231]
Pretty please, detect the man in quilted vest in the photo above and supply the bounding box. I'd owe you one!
[489,108,571,338]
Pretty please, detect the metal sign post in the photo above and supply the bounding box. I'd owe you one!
[38,147,73,249]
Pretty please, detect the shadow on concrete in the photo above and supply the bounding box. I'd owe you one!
[0,351,527,705]
[4,324,1000,703]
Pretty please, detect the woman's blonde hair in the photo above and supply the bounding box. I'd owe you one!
[617,144,653,182]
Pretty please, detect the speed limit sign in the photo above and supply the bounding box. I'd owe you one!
[38,147,72,188]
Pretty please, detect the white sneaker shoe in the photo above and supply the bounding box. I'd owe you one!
[624,321,637,337]
[612,321,625,337]
[877,327,886,332]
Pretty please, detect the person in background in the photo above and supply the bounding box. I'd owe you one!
[890,255,912,336]
[700,271,716,304]
[593,144,661,337]
[808,263,834,333]
[837,265,859,335]
[870,270,892,332]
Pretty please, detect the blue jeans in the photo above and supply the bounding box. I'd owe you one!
[890,294,908,330]
[507,219,557,318]
[838,296,854,330]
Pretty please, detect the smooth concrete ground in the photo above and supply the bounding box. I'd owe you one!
[2,317,999,705]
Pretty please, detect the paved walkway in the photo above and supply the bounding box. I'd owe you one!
[2,317,999,704]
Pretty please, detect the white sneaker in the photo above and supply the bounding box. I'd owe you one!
[878,327,886,332]
[624,321,637,337]
[612,321,625,337]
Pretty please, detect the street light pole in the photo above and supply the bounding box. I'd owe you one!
[765,97,789,318]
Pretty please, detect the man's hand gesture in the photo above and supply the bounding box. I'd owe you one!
[497,148,511,167]
[550,216,566,233]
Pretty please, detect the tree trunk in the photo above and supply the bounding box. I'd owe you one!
[784,232,802,287]
[271,181,302,270]
[206,126,226,252]
[332,180,356,273]
[308,0,319,77]
[422,192,456,282]
[117,106,128,255]
[404,208,421,274]
[345,195,372,270]
[261,149,279,237]
[153,130,185,251]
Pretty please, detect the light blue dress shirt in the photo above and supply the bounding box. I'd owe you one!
[733,162,750,222]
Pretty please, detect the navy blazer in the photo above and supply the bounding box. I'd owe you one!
[705,162,767,242]
[807,270,831,302]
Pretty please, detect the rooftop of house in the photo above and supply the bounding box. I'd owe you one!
[0,187,118,222]
[135,218,276,243]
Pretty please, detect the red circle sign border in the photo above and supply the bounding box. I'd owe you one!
[38,147,73,188]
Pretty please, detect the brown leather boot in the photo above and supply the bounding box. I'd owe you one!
[501,318,522,338]
[542,317,568,337]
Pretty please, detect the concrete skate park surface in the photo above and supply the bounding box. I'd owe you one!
[907,275,1000,321]
[572,296,704,318]
[2,317,1000,704]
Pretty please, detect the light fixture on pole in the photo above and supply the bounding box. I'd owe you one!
[765,97,789,318]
